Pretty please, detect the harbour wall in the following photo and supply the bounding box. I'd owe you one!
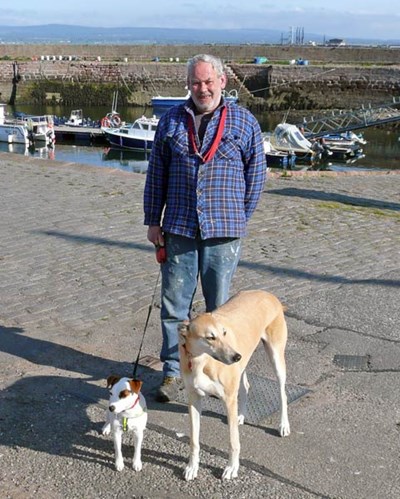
[0,44,399,64]
[0,44,399,111]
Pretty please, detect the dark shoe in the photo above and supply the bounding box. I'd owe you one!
[155,376,182,403]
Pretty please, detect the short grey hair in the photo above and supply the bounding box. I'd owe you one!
[187,54,225,81]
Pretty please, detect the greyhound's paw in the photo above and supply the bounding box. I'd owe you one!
[115,458,124,472]
[132,459,143,472]
[184,463,198,481]
[279,421,291,437]
[102,423,111,436]
[221,463,239,480]
[238,414,245,425]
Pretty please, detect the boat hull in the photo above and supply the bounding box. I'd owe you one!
[0,124,30,144]
[265,151,296,168]
[103,130,154,151]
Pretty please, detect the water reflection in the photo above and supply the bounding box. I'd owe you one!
[0,141,55,159]
[101,147,149,174]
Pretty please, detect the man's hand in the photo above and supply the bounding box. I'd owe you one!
[147,225,164,247]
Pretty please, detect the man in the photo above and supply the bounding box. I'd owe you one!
[144,54,267,402]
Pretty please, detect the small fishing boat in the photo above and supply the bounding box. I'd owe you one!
[0,104,30,145]
[102,115,159,151]
[263,132,297,168]
[323,131,367,147]
[319,131,365,159]
[15,113,56,146]
[270,123,313,156]
[65,109,84,126]
[151,91,191,110]
[151,89,239,112]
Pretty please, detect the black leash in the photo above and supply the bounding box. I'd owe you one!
[132,265,162,379]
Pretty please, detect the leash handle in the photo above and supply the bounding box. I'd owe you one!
[155,244,166,263]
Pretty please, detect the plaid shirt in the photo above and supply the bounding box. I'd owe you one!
[143,99,267,239]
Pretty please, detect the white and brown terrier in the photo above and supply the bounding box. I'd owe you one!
[102,376,148,472]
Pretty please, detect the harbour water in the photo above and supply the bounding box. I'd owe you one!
[1,104,399,173]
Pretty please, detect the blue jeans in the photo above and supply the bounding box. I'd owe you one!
[160,233,241,377]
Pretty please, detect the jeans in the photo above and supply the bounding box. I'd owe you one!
[160,233,241,377]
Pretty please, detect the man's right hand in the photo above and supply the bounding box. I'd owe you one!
[147,225,165,247]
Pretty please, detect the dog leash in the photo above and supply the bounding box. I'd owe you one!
[132,245,165,379]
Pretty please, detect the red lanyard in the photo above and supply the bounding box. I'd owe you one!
[188,106,227,163]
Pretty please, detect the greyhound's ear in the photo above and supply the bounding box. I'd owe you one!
[178,321,189,338]
[129,379,143,394]
[106,375,120,388]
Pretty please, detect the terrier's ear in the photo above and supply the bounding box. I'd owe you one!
[129,379,143,394]
[106,375,120,388]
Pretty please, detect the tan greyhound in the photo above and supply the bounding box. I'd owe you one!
[178,289,290,480]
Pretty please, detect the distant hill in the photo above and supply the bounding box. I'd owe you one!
[0,24,399,46]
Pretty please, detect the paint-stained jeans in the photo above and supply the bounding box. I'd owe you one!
[160,233,241,377]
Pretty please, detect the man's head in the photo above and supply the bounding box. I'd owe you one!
[187,54,227,114]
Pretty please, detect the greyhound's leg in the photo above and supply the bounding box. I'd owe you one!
[222,394,240,479]
[184,392,202,481]
[238,370,250,425]
[263,334,290,437]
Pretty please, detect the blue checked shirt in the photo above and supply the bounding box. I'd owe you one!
[143,100,267,239]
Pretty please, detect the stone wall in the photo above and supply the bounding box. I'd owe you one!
[0,55,399,110]
[0,43,399,64]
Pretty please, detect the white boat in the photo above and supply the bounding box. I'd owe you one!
[65,109,83,126]
[323,131,367,146]
[320,131,366,158]
[102,115,159,151]
[270,123,313,155]
[0,104,30,145]
[18,114,56,146]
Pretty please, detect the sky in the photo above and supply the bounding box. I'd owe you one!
[2,1,399,40]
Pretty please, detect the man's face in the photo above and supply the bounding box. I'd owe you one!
[188,61,227,114]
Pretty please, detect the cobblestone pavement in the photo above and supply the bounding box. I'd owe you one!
[1,153,399,498]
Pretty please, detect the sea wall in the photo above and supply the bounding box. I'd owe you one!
[0,44,399,111]
[0,43,399,64]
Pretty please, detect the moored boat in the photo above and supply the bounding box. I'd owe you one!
[151,91,191,109]
[270,123,313,158]
[0,104,30,145]
[14,113,56,146]
[263,132,297,168]
[151,89,239,112]
[65,109,83,126]
[102,115,159,151]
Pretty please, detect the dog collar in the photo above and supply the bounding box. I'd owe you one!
[121,397,146,431]
[128,396,140,411]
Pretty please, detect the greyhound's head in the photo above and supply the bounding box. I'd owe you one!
[178,314,241,365]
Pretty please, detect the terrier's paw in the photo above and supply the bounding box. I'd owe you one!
[102,423,111,436]
[115,458,124,472]
[132,459,143,472]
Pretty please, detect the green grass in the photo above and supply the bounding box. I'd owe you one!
[316,201,400,220]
